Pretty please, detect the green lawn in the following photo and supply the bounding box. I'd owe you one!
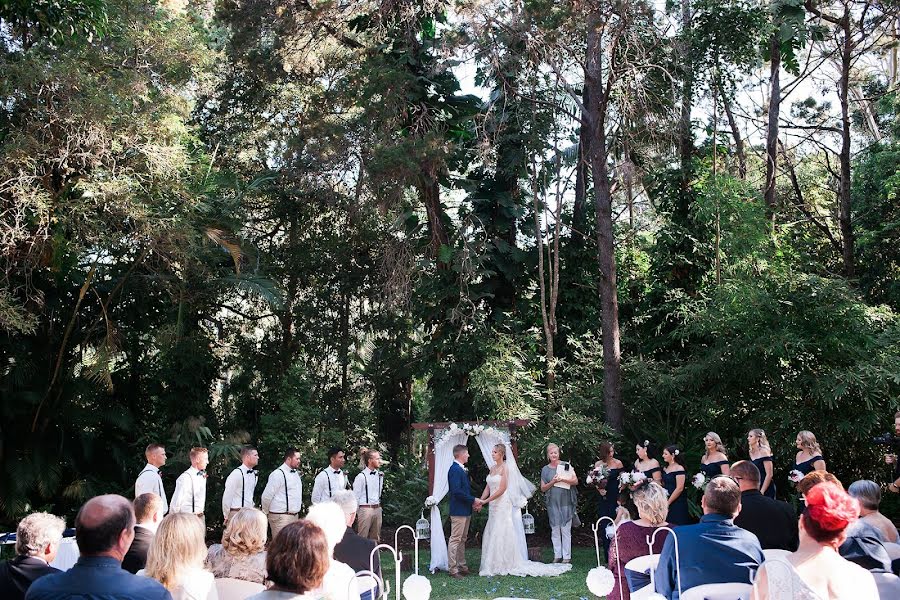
[381,546,601,600]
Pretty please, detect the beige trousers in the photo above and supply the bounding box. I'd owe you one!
[268,512,299,541]
[448,516,471,574]
[356,506,383,541]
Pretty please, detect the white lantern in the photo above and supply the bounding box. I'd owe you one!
[586,566,615,597]
[522,508,535,535]
[415,512,430,540]
[402,573,432,600]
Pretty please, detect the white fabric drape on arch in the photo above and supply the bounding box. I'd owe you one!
[428,430,468,573]
[474,430,531,562]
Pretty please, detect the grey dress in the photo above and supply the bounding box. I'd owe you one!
[541,464,578,527]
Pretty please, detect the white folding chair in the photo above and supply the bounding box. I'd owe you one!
[681,582,753,600]
[761,548,790,561]
[214,577,264,600]
[624,554,661,599]
[49,537,80,571]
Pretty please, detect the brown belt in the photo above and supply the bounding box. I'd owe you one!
[195,512,204,517]
[359,504,381,509]
[269,512,299,516]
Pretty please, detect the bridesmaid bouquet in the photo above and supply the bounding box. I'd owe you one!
[586,464,611,489]
[788,469,804,484]
[618,471,648,491]
[692,472,709,490]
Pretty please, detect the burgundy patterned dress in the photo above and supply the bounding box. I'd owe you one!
[607,521,670,600]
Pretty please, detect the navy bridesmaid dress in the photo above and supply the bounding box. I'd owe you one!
[662,469,690,525]
[597,466,623,559]
[751,456,776,499]
[642,466,662,480]
[793,455,824,476]
[699,460,728,478]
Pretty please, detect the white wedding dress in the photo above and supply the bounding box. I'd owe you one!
[479,473,572,577]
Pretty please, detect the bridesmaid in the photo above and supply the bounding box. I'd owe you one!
[793,430,826,476]
[748,428,776,499]
[634,440,663,483]
[699,432,730,477]
[661,445,690,525]
[595,442,624,559]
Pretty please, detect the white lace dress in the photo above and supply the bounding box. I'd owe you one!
[479,474,572,577]
[760,558,823,600]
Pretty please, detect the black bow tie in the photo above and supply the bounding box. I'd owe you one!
[290,469,297,473]
[369,471,379,476]
[333,470,341,474]
[246,469,257,475]
[197,470,206,476]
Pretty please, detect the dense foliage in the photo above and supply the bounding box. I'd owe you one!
[1,0,899,528]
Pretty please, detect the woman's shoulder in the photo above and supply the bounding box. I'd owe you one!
[648,458,661,466]
[610,459,624,468]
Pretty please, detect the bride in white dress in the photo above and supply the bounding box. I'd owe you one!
[478,443,572,577]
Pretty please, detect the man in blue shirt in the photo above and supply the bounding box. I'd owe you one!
[654,475,763,599]
[26,494,171,600]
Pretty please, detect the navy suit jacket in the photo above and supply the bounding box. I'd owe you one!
[0,556,60,600]
[654,513,764,600]
[448,462,475,517]
[25,555,172,600]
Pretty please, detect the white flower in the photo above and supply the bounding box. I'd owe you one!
[788,469,804,483]
[517,497,528,509]
[586,567,616,597]
[463,423,472,430]
[643,439,650,447]
[402,573,432,600]
[449,423,459,432]
[586,475,594,484]
[673,449,680,456]
[424,496,438,508]
[605,524,617,539]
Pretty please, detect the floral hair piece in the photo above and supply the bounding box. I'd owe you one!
[642,440,649,447]
[673,449,680,456]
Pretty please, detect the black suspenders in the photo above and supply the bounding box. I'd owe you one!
[280,469,290,513]
[231,468,246,507]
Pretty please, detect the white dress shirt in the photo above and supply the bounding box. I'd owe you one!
[222,464,259,518]
[135,464,168,514]
[311,467,348,504]
[261,464,303,514]
[170,466,207,514]
[352,469,383,506]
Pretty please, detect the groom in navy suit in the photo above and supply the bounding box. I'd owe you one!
[448,444,482,579]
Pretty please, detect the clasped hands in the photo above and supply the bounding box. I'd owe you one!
[473,498,485,512]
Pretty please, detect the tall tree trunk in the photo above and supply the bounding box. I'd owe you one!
[585,10,624,432]
[572,75,591,245]
[719,77,747,179]
[837,17,855,277]
[678,0,693,175]
[764,34,781,222]
[420,177,451,268]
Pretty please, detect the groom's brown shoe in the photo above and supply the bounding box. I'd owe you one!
[450,572,464,579]
[459,567,470,575]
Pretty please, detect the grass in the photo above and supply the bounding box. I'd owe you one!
[381,546,600,600]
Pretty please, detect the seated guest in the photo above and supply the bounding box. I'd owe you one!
[205,507,267,584]
[731,461,798,551]
[140,513,216,600]
[753,482,878,599]
[331,490,381,600]
[305,502,358,600]
[26,494,171,600]
[839,529,900,599]
[123,493,164,574]
[654,475,763,600]
[608,481,670,600]
[849,480,899,543]
[0,512,64,600]
[246,520,329,600]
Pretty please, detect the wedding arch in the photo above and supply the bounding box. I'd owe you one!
[410,419,531,573]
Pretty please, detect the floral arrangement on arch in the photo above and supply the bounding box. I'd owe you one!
[434,422,503,448]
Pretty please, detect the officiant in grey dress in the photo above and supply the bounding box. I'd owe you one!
[539,443,579,564]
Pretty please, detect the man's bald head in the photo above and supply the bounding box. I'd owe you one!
[75,494,135,557]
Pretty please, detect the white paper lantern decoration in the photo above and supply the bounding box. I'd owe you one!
[585,566,615,597]
[415,512,430,540]
[522,508,535,535]
[402,573,432,600]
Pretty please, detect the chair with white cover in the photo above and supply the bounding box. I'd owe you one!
[680,582,753,600]
[214,577,264,600]
[624,554,661,600]
[762,548,791,561]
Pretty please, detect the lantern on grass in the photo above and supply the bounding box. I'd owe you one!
[416,512,431,540]
[522,506,535,535]
[585,566,615,597]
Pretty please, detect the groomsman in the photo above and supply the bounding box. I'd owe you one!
[222,446,259,523]
[261,447,303,540]
[134,443,168,515]
[311,447,348,504]
[353,448,384,542]
[169,447,209,530]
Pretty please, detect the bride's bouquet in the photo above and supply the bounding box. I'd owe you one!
[586,464,611,490]
[788,469,804,485]
[692,472,708,491]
